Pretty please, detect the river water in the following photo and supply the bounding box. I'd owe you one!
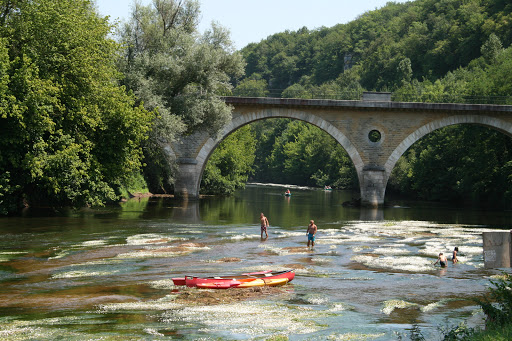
[0,184,511,340]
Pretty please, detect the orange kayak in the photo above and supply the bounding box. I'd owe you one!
[235,277,289,288]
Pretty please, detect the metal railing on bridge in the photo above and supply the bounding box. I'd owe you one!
[224,89,512,105]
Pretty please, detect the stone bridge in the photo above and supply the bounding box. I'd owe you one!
[168,93,512,206]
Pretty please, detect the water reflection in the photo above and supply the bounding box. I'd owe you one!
[360,207,384,221]
[170,199,201,223]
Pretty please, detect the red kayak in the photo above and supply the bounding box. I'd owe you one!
[172,270,272,286]
[172,270,295,288]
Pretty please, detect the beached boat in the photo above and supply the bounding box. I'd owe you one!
[172,269,295,288]
[195,277,289,289]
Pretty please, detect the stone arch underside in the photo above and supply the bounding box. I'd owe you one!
[384,114,512,178]
[192,109,365,195]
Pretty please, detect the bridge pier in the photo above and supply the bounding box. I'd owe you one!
[359,167,387,207]
[174,158,201,199]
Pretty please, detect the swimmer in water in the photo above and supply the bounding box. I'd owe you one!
[434,253,448,268]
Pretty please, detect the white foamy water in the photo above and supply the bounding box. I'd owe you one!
[52,269,122,279]
[126,234,185,245]
[225,233,260,241]
[78,239,109,247]
[373,247,411,255]
[351,255,436,272]
[0,252,25,262]
[420,300,449,313]
[98,295,180,312]
[381,299,418,315]
[161,301,323,336]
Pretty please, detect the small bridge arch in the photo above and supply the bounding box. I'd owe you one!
[171,96,512,206]
[384,114,512,175]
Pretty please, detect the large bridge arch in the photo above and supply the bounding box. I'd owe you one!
[384,114,512,177]
[191,109,365,198]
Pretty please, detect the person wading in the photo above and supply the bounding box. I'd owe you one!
[307,220,317,248]
[260,212,269,238]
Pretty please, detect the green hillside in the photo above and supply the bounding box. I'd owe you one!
[203,0,512,209]
[239,0,512,94]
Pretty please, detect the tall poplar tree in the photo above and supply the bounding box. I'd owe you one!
[118,0,245,192]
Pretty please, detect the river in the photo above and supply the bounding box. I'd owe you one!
[0,184,510,340]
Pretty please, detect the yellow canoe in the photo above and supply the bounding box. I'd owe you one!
[235,277,289,288]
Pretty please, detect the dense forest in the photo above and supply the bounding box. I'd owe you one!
[0,0,154,215]
[0,0,243,215]
[202,0,512,208]
[2,0,512,214]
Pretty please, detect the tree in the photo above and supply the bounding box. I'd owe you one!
[201,125,256,194]
[233,77,269,97]
[481,33,503,64]
[0,0,153,214]
[118,0,245,193]
[262,120,357,188]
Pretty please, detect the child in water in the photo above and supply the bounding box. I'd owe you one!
[434,253,448,268]
[452,247,458,264]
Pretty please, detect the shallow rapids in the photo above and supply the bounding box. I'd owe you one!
[0,185,510,340]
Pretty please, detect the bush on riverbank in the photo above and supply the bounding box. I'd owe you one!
[118,172,151,200]
[467,324,512,340]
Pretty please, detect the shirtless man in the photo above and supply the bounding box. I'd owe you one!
[306,220,317,247]
[260,212,269,238]
[434,252,448,268]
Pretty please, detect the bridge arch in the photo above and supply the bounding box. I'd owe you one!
[384,114,512,176]
[192,109,365,196]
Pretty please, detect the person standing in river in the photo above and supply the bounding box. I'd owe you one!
[260,212,269,238]
[434,252,448,268]
[452,247,459,263]
[307,220,317,248]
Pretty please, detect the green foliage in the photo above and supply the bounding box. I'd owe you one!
[233,77,269,97]
[118,0,245,193]
[201,125,256,195]
[250,118,291,181]
[240,0,512,92]
[204,118,358,192]
[476,272,512,328]
[251,120,357,188]
[481,33,503,64]
[118,172,150,199]
[466,323,512,341]
[440,322,477,341]
[0,0,153,214]
[388,125,512,207]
